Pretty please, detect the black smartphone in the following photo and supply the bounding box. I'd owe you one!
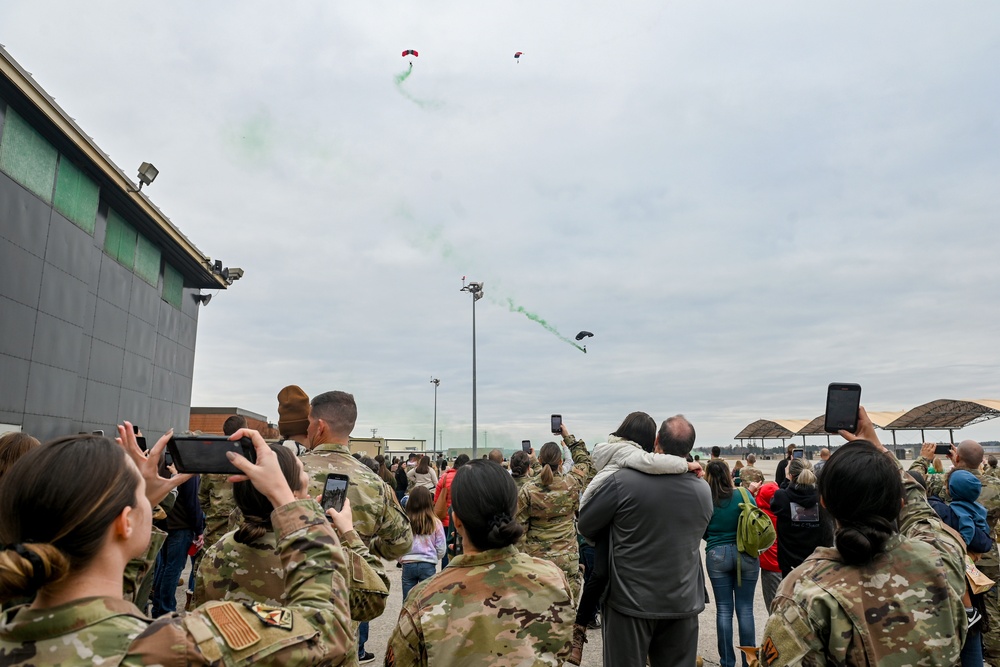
[792,448,804,459]
[92,430,104,436]
[824,383,862,434]
[322,473,350,512]
[934,443,952,456]
[166,436,256,474]
[521,440,531,453]
[551,414,562,435]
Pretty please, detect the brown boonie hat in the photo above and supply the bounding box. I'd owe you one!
[277,385,310,437]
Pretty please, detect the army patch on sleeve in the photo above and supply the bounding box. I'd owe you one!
[245,602,294,630]
[761,637,779,665]
[206,602,261,650]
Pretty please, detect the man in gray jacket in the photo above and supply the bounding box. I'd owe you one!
[578,415,713,667]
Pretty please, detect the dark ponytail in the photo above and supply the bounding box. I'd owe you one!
[818,440,902,565]
[537,441,561,487]
[451,460,525,550]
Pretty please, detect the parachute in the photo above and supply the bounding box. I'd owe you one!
[575,331,594,341]
[401,49,419,57]
[514,51,523,63]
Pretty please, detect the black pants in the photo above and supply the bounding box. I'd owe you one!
[603,605,699,667]
[576,538,609,626]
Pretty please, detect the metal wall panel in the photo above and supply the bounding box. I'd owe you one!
[0,237,43,308]
[0,297,36,358]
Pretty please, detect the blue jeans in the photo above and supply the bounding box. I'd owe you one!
[150,528,194,617]
[358,621,369,656]
[706,544,759,667]
[401,561,436,602]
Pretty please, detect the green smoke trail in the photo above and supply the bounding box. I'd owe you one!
[393,64,444,110]
[499,297,587,353]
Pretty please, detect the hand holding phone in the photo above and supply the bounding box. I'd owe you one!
[166,436,256,475]
[521,440,531,453]
[824,383,861,434]
[792,449,804,459]
[934,443,953,456]
[551,414,562,435]
[322,473,350,513]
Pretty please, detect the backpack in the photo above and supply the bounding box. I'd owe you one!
[735,487,776,585]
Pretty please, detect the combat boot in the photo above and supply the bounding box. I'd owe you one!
[567,624,587,665]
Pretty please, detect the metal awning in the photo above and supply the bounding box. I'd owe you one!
[734,419,812,440]
[883,400,1000,430]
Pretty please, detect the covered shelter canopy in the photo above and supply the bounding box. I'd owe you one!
[734,419,811,440]
[797,411,906,435]
[884,400,1000,431]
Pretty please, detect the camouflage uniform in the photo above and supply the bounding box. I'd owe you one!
[384,545,574,666]
[753,463,967,666]
[195,525,389,622]
[515,434,596,602]
[199,473,236,550]
[0,499,353,666]
[910,456,1000,661]
[301,443,412,562]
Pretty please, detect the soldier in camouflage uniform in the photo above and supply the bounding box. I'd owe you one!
[385,460,574,666]
[0,426,353,666]
[301,390,412,664]
[909,439,1000,663]
[515,424,596,602]
[749,410,967,667]
[195,446,389,622]
[301,391,412,561]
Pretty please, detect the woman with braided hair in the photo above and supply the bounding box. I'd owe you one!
[385,460,574,666]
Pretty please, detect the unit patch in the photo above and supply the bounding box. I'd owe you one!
[246,602,294,630]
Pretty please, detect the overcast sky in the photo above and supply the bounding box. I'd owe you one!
[4,2,1000,450]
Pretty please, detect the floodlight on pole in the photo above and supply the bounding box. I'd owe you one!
[430,378,440,454]
[460,279,484,458]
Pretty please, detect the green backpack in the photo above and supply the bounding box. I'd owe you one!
[735,487,776,586]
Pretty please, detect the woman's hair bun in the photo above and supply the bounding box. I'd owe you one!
[0,543,69,600]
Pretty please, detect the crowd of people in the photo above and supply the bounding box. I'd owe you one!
[0,393,994,666]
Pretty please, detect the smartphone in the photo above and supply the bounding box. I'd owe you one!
[551,414,562,435]
[792,448,804,459]
[166,436,256,474]
[135,436,148,452]
[132,424,141,434]
[824,383,862,434]
[92,430,104,436]
[521,440,531,453]
[322,473,350,512]
[934,443,952,456]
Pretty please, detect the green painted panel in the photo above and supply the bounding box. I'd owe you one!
[103,209,123,259]
[135,234,161,286]
[0,108,57,202]
[162,262,183,308]
[104,208,136,270]
[54,157,99,234]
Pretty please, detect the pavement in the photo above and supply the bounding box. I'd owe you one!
[172,457,785,666]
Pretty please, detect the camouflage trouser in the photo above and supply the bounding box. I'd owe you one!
[983,563,1000,663]
[547,550,582,606]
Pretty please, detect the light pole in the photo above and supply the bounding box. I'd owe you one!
[460,279,484,458]
[430,378,440,454]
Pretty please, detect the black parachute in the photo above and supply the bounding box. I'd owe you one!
[575,331,594,341]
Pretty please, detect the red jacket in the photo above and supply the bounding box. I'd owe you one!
[434,468,458,527]
[755,482,781,573]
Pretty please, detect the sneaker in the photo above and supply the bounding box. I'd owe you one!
[358,651,376,664]
[968,607,983,627]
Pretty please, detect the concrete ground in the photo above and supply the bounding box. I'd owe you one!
[174,457,784,666]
